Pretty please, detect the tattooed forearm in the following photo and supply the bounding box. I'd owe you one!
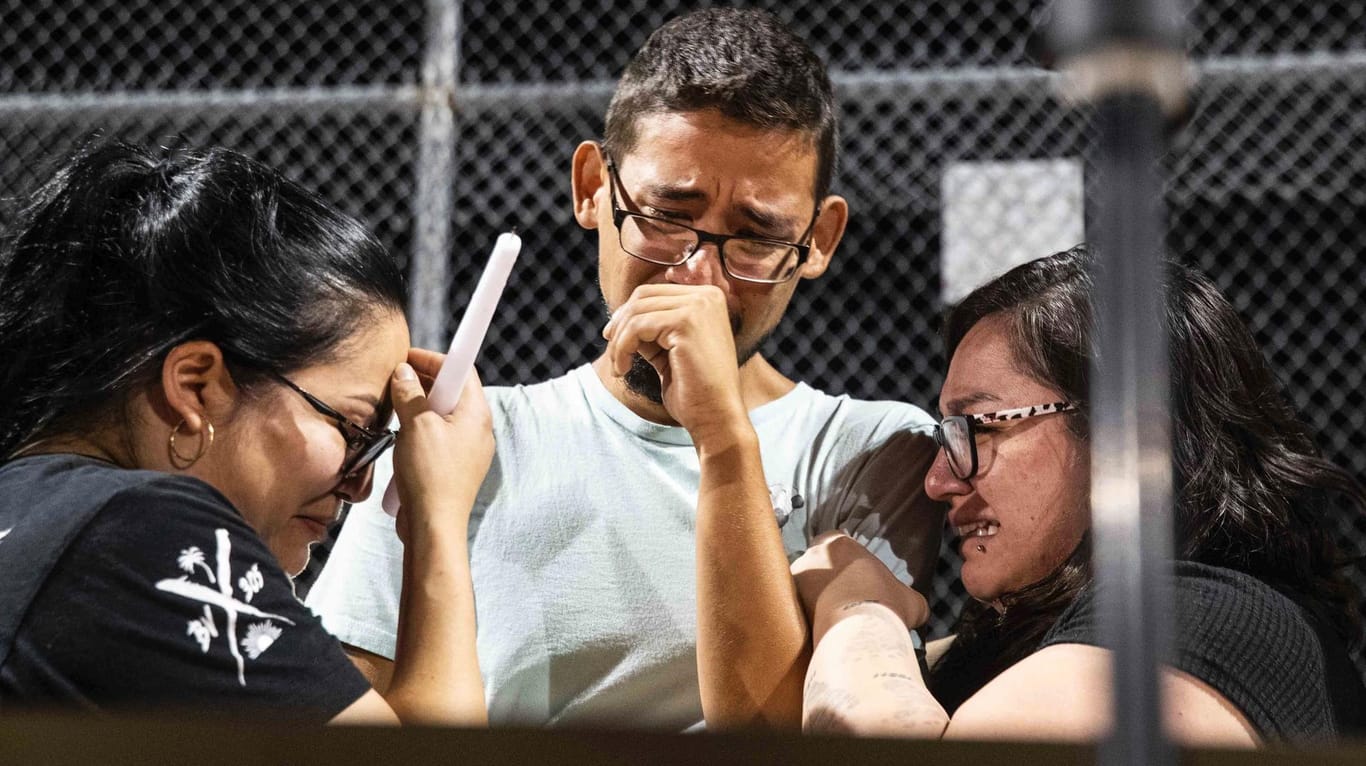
[803,610,949,738]
[846,623,912,662]
[880,674,950,735]
[804,705,858,736]
[803,678,864,735]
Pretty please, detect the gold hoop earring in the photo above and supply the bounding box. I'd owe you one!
[169,418,215,468]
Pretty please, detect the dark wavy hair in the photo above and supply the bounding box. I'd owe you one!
[928,245,1365,713]
[602,7,839,200]
[0,141,406,458]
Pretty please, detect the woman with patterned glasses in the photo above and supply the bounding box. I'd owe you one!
[0,142,490,725]
[794,246,1365,744]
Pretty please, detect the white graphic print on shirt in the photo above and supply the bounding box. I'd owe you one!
[155,528,296,686]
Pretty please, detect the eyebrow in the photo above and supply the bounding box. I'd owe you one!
[341,392,384,423]
[343,392,382,409]
[940,391,1002,416]
[738,205,798,235]
[639,182,800,235]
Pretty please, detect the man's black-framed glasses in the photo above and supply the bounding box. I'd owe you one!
[933,401,1080,481]
[603,150,820,284]
[274,373,396,479]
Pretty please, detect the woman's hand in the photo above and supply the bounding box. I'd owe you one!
[387,356,494,545]
[380,349,492,726]
[791,531,929,644]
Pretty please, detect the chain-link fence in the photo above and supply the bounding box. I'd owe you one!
[3,1,1363,675]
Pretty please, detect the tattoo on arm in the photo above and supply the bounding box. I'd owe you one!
[803,677,863,735]
[847,623,912,662]
[878,671,950,734]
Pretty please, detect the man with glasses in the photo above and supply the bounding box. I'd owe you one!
[309,7,944,730]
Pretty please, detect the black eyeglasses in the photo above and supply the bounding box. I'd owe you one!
[603,150,820,284]
[933,401,1080,481]
[273,374,396,480]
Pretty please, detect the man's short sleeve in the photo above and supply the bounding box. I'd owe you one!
[7,476,370,721]
[802,402,946,594]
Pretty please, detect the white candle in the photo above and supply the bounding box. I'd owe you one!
[383,231,522,516]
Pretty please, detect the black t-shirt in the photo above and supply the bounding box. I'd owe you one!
[0,455,370,721]
[1040,560,1365,742]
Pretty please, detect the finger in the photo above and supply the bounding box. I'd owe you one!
[389,362,434,426]
[624,282,712,301]
[609,308,690,375]
[604,293,704,341]
[607,322,645,376]
[448,368,491,425]
[609,318,662,376]
[407,347,446,388]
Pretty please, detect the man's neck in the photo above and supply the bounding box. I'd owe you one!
[591,353,797,427]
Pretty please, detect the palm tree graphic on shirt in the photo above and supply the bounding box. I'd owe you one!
[176,546,217,583]
[157,529,295,686]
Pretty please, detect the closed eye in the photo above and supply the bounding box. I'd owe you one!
[336,422,371,449]
[645,207,689,221]
[739,230,786,242]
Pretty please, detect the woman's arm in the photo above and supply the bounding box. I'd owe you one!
[793,532,947,737]
[795,536,1258,747]
[331,359,492,726]
[946,643,1259,747]
[803,601,949,737]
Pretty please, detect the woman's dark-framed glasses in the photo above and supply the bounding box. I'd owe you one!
[603,151,819,284]
[933,401,1080,481]
[274,374,396,479]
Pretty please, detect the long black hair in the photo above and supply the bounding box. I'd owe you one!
[0,141,406,458]
[928,245,1364,713]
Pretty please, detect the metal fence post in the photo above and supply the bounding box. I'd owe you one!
[411,0,460,350]
[1047,2,1189,764]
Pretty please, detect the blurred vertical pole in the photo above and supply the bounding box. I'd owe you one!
[1045,3,1188,765]
[411,0,460,350]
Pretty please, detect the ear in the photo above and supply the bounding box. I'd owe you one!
[571,140,607,230]
[158,341,239,436]
[797,194,849,280]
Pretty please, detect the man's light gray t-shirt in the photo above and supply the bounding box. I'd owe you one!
[307,364,941,729]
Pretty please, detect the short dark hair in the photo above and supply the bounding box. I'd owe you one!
[602,8,839,200]
[0,141,406,457]
[929,246,1364,712]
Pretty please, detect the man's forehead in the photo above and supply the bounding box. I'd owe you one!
[621,111,818,169]
[614,116,819,215]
